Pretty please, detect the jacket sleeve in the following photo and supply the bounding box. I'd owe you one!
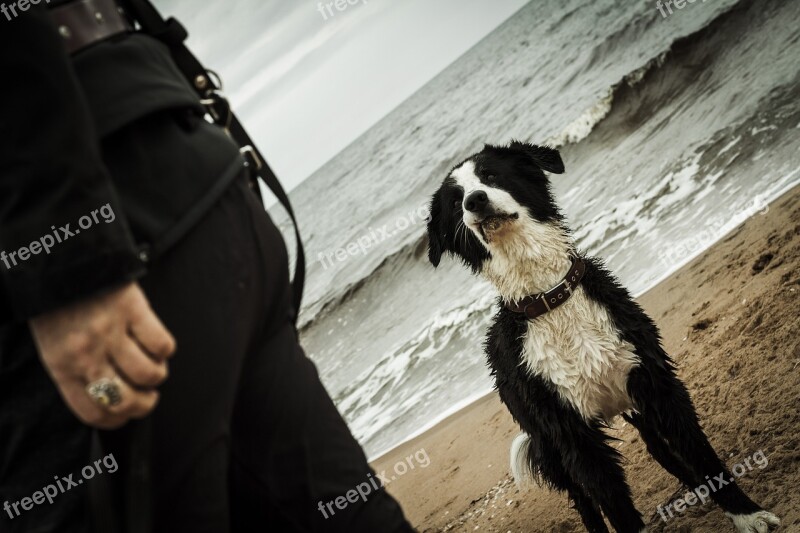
[0,6,146,323]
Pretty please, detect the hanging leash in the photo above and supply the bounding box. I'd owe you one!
[119,0,306,322]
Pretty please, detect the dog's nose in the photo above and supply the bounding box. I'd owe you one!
[464,190,489,213]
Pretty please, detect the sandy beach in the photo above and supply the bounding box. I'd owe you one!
[373,185,800,532]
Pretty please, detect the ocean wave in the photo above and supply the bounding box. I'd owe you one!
[544,0,749,149]
[334,283,498,456]
[298,232,429,331]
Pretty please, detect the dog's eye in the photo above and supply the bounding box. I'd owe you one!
[453,199,461,209]
[486,174,496,182]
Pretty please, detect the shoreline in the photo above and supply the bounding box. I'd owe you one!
[371,184,800,532]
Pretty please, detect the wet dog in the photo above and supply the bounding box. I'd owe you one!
[425,141,780,533]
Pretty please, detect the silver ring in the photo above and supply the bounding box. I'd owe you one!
[86,377,122,408]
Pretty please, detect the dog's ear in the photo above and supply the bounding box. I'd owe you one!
[509,141,565,174]
[426,190,444,267]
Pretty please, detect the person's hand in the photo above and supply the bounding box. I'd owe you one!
[29,282,176,429]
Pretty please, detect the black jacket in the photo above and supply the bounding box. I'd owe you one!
[0,5,245,323]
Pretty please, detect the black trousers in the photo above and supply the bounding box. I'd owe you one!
[0,175,414,533]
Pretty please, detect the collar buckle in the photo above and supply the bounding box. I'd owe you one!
[536,292,552,312]
[561,279,573,296]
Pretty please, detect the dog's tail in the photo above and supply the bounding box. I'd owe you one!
[510,432,537,489]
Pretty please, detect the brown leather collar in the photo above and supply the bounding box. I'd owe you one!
[50,0,133,56]
[505,256,587,320]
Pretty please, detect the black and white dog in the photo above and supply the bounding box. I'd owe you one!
[425,142,780,533]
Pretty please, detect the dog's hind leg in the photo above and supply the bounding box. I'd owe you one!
[628,368,780,532]
[511,432,609,533]
[622,412,697,486]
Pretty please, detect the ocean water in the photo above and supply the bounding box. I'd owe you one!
[270,0,800,459]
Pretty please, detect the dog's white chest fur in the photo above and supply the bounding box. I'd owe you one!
[520,288,639,421]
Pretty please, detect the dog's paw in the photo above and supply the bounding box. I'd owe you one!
[726,510,780,533]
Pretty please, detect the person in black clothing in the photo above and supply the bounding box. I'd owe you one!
[0,2,414,532]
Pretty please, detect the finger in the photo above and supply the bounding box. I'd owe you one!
[82,364,160,423]
[57,375,128,430]
[104,377,160,420]
[129,306,176,360]
[111,337,169,389]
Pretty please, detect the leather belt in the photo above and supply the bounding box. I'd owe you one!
[50,0,133,55]
[505,255,587,320]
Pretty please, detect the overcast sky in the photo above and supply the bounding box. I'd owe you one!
[154,0,528,191]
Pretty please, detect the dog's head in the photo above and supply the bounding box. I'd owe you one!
[426,141,567,274]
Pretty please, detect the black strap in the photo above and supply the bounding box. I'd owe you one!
[120,0,305,320]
